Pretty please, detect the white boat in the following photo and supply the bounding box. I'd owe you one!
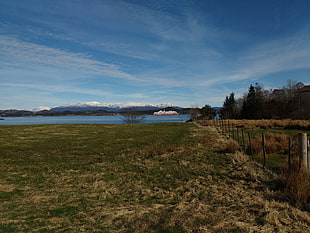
[153,110,180,116]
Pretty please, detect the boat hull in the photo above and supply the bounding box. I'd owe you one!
[153,113,180,116]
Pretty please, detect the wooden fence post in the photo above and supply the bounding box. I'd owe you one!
[241,129,245,151]
[262,133,266,169]
[248,132,253,159]
[236,128,240,145]
[307,138,310,169]
[288,137,291,171]
[220,120,223,132]
[298,133,307,169]
[232,127,235,141]
[226,120,229,135]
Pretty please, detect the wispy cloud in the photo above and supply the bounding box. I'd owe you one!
[0,36,137,81]
[64,1,223,63]
[1,0,309,109]
[0,82,112,97]
[0,34,192,89]
[0,81,157,103]
[200,28,310,87]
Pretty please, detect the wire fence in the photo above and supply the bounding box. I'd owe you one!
[199,119,310,171]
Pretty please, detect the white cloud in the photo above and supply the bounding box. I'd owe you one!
[0,82,112,97]
[0,36,138,81]
[0,35,194,88]
[1,1,309,110]
[200,29,310,87]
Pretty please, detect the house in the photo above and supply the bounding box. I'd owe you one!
[297,85,310,119]
[298,85,310,100]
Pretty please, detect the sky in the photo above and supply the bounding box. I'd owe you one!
[1,0,310,110]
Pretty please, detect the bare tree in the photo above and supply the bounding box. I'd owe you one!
[121,108,146,124]
[189,106,200,121]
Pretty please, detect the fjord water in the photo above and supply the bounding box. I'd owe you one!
[0,115,190,125]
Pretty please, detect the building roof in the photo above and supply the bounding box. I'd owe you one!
[298,85,310,93]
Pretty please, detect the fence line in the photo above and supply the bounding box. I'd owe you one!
[201,119,310,171]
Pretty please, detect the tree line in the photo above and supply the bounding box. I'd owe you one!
[220,80,309,120]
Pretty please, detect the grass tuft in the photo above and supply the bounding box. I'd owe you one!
[222,139,240,153]
[279,162,310,211]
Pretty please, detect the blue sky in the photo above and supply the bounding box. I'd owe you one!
[1,0,310,110]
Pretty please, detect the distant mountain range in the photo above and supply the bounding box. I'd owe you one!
[50,102,182,112]
[0,102,189,117]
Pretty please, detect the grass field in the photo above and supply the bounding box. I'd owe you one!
[0,123,309,232]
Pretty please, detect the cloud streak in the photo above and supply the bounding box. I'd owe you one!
[0,81,152,105]
[0,34,191,89]
[1,0,309,109]
[200,28,310,87]
[0,36,138,81]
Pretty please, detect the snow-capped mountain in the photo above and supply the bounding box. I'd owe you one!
[50,102,180,112]
[32,106,51,112]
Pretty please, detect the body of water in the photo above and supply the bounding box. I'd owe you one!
[0,115,190,125]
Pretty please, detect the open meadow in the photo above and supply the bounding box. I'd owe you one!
[0,123,309,232]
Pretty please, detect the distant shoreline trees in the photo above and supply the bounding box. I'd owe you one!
[200,104,217,120]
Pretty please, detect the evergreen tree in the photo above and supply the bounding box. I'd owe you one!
[241,84,264,119]
[221,92,236,119]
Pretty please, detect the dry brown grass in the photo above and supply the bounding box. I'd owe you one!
[222,139,240,153]
[247,137,262,155]
[279,162,310,211]
[198,119,310,130]
[265,132,289,154]
[123,150,310,232]
[228,119,310,130]
[248,132,289,154]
